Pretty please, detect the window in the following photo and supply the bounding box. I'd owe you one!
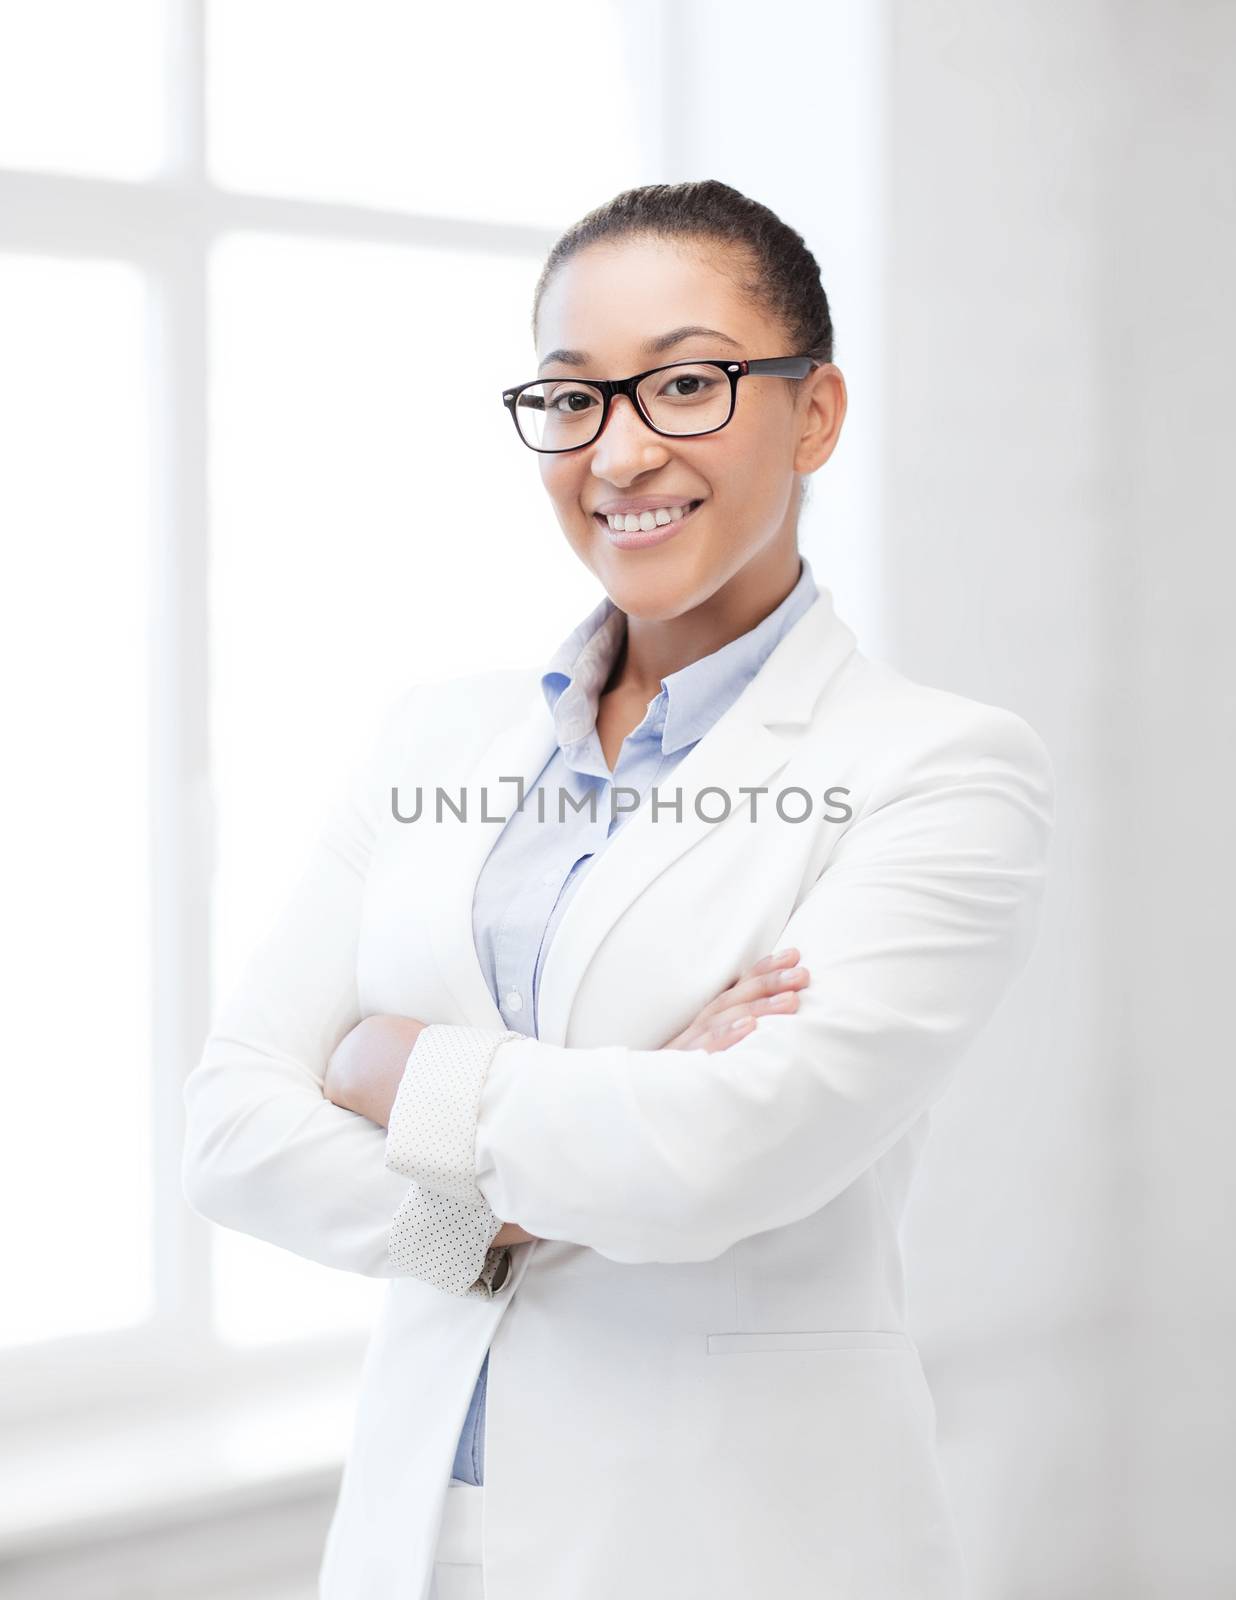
[0,0,659,1385]
[0,255,154,1347]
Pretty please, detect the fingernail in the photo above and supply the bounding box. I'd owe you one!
[732,1016,756,1030]
[773,947,798,960]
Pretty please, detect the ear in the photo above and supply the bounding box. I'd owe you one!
[794,363,847,474]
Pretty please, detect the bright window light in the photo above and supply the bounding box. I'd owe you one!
[207,0,654,227]
[0,1,166,180]
[206,230,556,1343]
[0,253,153,1347]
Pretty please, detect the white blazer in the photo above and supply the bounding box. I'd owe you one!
[182,582,1055,1600]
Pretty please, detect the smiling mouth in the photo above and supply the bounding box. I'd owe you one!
[593,499,705,548]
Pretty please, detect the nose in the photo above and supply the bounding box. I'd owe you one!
[589,392,669,481]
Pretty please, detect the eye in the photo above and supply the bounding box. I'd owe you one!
[654,371,719,401]
[547,386,599,415]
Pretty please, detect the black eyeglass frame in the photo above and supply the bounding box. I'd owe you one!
[500,354,825,454]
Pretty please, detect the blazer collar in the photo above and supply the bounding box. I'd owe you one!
[412,581,858,1046]
[540,555,820,760]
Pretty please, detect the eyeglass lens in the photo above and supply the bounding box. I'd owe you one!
[513,364,731,451]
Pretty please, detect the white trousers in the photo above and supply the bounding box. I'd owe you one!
[428,1481,485,1600]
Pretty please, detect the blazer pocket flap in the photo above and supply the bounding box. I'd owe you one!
[706,1329,914,1355]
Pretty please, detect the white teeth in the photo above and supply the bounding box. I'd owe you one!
[604,502,694,533]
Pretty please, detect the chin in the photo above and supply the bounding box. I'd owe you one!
[601,563,705,620]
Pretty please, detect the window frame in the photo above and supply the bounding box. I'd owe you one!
[0,0,565,1430]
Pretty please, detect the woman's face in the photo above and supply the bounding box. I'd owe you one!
[532,234,845,622]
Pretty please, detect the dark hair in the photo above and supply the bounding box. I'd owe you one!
[530,179,834,367]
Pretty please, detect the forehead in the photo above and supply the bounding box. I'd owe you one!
[536,235,772,366]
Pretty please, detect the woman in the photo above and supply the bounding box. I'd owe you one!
[182,180,1055,1599]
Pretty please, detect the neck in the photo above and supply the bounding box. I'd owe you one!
[609,543,803,701]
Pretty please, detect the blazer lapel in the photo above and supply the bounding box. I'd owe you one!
[535,588,857,1045]
[416,586,858,1048]
[414,688,560,1031]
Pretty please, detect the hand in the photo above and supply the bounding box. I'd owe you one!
[326,1016,545,1245]
[663,947,810,1052]
[324,1013,427,1128]
[495,956,811,1240]
[491,1222,539,1246]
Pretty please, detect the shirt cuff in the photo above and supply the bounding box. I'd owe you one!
[388,1180,511,1297]
[384,1022,525,1203]
[383,1022,524,1298]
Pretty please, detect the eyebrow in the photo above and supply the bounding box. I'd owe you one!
[537,324,743,373]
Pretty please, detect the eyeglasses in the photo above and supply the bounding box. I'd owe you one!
[501,354,824,454]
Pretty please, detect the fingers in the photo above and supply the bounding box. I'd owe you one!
[708,982,805,1034]
[666,948,812,1052]
[695,1014,758,1053]
[698,953,813,1052]
[728,956,810,1010]
[698,947,803,1020]
[753,946,801,975]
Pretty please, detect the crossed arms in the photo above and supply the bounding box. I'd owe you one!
[181,684,1054,1297]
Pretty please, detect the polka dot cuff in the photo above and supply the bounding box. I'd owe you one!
[388,1181,511,1297]
[384,1023,524,1298]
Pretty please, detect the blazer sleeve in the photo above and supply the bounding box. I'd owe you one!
[384,707,1056,1266]
[181,684,509,1296]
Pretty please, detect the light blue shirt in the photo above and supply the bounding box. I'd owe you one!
[449,553,820,1485]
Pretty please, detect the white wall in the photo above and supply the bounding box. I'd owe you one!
[678,1,1236,1594]
[673,0,892,654]
[884,3,1235,1595]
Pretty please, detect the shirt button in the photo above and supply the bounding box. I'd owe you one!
[504,990,523,1012]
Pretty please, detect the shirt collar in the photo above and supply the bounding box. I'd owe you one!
[540,553,820,757]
